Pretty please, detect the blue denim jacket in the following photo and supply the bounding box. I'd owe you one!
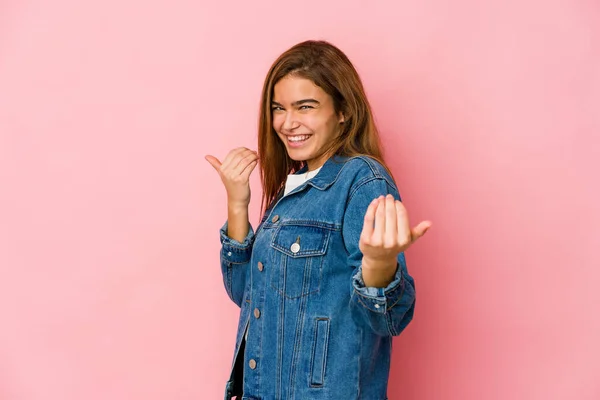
[219,155,416,400]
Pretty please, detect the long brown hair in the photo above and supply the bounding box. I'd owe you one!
[258,40,390,214]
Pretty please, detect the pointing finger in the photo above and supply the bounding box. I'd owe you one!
[395,200,413,247]
[373,195,386,245]
[361,197,379,243]
[384,194,397,246]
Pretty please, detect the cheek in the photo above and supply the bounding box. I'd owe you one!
[324,115,341,134]
[308,116,328,134]
[271,113,284,132]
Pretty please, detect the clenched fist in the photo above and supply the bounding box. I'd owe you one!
[205,147,259,208]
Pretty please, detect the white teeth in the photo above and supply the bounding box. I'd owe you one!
[288,135,310,142]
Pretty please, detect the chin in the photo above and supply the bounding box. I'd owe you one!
[287,155,308,164]
[285,148,312,162]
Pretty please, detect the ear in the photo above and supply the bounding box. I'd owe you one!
[338,112,345,124]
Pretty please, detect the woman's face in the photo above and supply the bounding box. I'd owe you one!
[271,75,344,170]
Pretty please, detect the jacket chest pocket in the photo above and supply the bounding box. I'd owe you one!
[269,222,332,299]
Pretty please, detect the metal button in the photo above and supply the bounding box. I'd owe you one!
[257,261,264,272]
[271,215,280,223]
[290,243,300,253]
[254,308,261,319]
[227,251,232,257]
[249,359,257,369]
[374,304,381,309]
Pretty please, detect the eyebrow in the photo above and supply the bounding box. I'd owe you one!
[271,99,321,107]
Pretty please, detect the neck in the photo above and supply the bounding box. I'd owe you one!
[306,155,330,171]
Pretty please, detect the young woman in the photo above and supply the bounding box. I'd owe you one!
[206,40,431,400]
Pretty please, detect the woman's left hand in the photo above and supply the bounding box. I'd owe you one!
[359,194,431,270]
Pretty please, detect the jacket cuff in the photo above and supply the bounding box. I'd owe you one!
[351,264,405,314]
[220,221,255,264]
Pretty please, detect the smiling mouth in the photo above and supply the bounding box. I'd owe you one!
[286,134,311,143]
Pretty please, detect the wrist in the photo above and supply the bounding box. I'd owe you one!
[361,257,398,288]
[227,201,249,214]
[362,256,396,271]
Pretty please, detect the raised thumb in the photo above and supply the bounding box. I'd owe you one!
[205,155,222,172]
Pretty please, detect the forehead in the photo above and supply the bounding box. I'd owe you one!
[272,76,328,102]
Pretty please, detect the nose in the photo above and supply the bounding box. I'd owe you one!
[282,110,299,132]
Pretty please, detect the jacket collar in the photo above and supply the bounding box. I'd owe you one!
[294,155,349,191]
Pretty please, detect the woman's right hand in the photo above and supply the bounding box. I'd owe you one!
[205,147,259,208]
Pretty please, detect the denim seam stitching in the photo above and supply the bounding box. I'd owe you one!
[385,277,405,310]
[274,220,341,230]
[354,290,384,314]
[225,262,234,302]
[347,176,384,203]
[222,239,254,251]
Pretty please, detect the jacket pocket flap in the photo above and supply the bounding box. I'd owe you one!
[271,222,332,258]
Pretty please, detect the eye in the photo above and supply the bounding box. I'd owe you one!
[271,106,284,112]
[299,105,314,110]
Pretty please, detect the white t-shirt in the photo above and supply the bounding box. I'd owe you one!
[284,166,322,196]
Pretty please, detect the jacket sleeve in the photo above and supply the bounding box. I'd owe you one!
[342,178,416,336]
[219,221,255,307]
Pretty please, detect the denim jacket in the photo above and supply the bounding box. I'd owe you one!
[219,155,416,400]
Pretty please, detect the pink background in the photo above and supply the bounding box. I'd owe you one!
[1,0,599,399]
